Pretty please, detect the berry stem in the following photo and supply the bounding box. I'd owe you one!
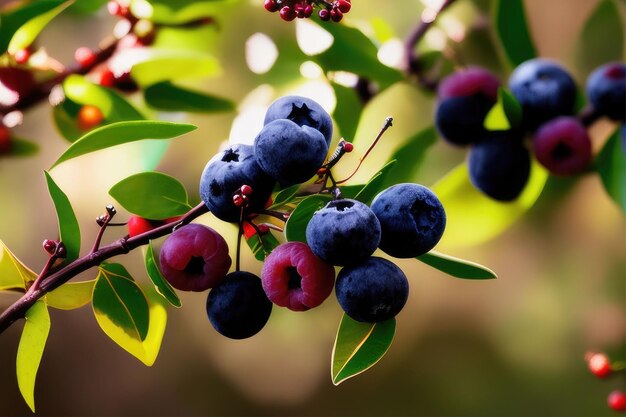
[236,208,244,272]
[0,203,209,335]
[91,205,117,253]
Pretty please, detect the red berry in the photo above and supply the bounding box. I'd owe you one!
[330,8,343,22]
[43,239,57,254]
[240,184,253,196]
[107,1,129,17]
[99,69,116,87]
[336,0,351,13]
[264,0,278,12]
[14,49,30,65]
[303,4,313,17]
[608,391,626,412]
[318,9,330,21]
[280,6,296,21]
[588,353,612,378]
[74,47,97,68]
[343,141,354,152]
[77,105,104,131]
[0,67,37,110]
[233,194,245,207]
[0,125,11,154]
[257,224,270,234]
[127,215,181,237]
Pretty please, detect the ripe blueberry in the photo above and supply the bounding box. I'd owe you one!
[263,95,333,146]
[335,257,409,322]
[435,67,500,146]
[127,215,181,237]
[159,224,231,292]
[533,117,591,176]
[206,271,273,339]
[254,119,328,186]
[261,242,335,311]
[371,183,446,258]
[586,62,626,121]
[468,131,530,201]
[199,144,275,222]
[305,199,381,266]
[608,391,626,412]
[508,58,577,130]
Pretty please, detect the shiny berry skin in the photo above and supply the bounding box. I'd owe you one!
[336,0,351,13]
[254,119,329,186]
[77,105,104,131]
[14,49,30,65]
[305,199,381,266]
[0,124,11,154]
[127,215,181,237]
[42,239,57,255]
[264,0,278,12]
[99,69,116,87]
[0,67,36,110]
[263,95,333,146]
[508,58,577,130]
[608,391,626,412]
[586,62,626,121]
[587,352,612,378]
[330,8,343,22]
[533,117,591,176]
[435,67,500,146]
[468,131,530,201]
[318,9,330,21]
[261,242,335,311]
[206,271,272,339]
[74,47,96,67]
[280,6,296,21]
[199,144,275,222]
[335,257,409,323]
[371,183,446,258]
[159,224,231,292]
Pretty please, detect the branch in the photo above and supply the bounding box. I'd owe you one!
[404,0,458,90]
[0,203,209,334]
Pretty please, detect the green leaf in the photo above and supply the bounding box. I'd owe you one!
[285,194,331,243]
[246,230,280,262]
[93,263,150,344]
[433,160,548,248]
[484,88,522,131]
[145,242,181,308]
[16,301,50,413]
[331,82,363,140]
[137,0,236,25]
[596,128,626,213]
[68,0,108,14]
[493,0,537,67]
[7,137,39,157]
[144,82,234,113]
[331,314,395,385]
[0,240,34,292]
[45,280,96,310]
[44,171,81,262]
[269,184,301,209]
[574,0,624,77]
[49,120,196,169]
[0,0,70,54]
[353,160,397,205]
[381,127,438,189]
[52,98,84,142]
[130,49,221,87]
[417,250,497,280]
[109,171,191,219]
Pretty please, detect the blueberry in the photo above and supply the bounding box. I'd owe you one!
[206,271,272,339]
[199,144,275,222]
[533,116,591,176]
[468,131,531,201]
[586,62,626,121]
[371,183,446,258]
[159,224,232,292]
[508,58,577,130]
[261,242,335,311]
[254,119,328,186]
[264,95,333,146]
[335,257,409,323]
[435,67,500,146]
[305,199,381,266]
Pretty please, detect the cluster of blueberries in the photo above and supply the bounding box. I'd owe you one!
[435,59,626,201]
[153,95,446,339]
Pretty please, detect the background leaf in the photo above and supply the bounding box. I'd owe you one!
[144,82,234,113]
[44,171,81,262]
[417,251,497,280]
[331,314,395,385]
[596,128,626,213]
[7,0,73,54]
[49,120,196,169]
[285,194,331,243]
[353,160,397,205]
[0,240,34,291]
[130,49,221,87]
[45,280,95,310]
[16,301,50,413]
[331,82,363,140]
[109,171,191,219]
[484,88,522,131]
[7,137,39,157]
[140,0,236,25]
[493,0,537,67]
[380,127,438,189]
[269,184,301,209]
[144,242,181,308]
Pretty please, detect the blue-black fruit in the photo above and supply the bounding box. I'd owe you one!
[264,95,333,146]
[586,62,626,121]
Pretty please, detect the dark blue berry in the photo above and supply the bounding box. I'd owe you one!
[335,257,409,323]
[305,199,381,266]
[371,183,446,258]
[199,144,275,222]
[586,62,626,121]
[206,271,272,339]
[508,58,577,131]
[264,95,333,146]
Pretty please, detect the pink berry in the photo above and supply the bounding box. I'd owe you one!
[608,391,626,412]
[303,4,313,17]
[261,242,335,311]
[74,47,96,68]
[14,49,30,65]
[533,116,591,176]
[587,353,612,378]
[318,9,330,21]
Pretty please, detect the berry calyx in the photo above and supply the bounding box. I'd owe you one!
[587,352,612,378]
[608,391,626,412]
[74,47,97,68]
[77,105,105,131]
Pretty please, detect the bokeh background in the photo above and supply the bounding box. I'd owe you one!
[0,0,624,415]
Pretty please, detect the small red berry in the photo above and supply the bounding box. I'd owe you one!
[99,69,116,87]
[0,125,11,154]
[43,239,57,255]
[127,215,181,237]
[14,49,30,65]
[77,105,104,131]
[240,184,253,196]
[280,6,296,21]
[107,1,129,17]
[608,391,626,412]
[233,194,245,207]
[318,9,330,21]
[343,142,354,152]
[257,224,270,234]
[303,4,313,17]
[588,353,612,378]
[264,0,279,12]
[74,47,97,68]
[330,8,343,22]
[336,0,351,13]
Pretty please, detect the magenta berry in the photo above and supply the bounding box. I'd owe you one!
[330,8,343,22]
[280,6,296,21]
[533,116,591,176]
[336,0,351,13]
[264,0,279,12]
[318,8,330,21]
[608,391,626,412]
[43,239,57,255]
[159,224,232,292]
[587,352,612,378]
[261,242,335,311]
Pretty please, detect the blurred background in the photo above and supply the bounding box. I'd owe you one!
[0,0,624,415]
